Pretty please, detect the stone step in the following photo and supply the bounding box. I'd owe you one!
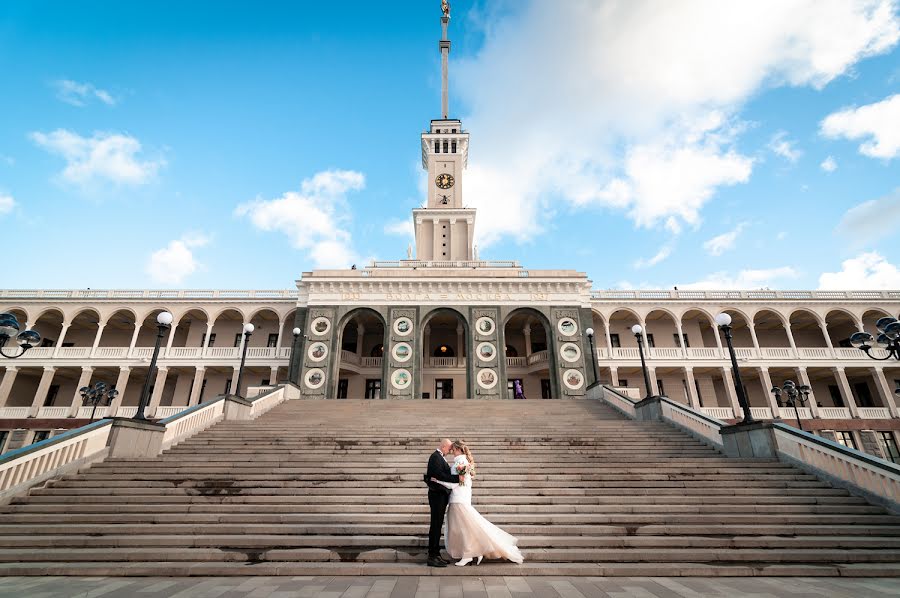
[1,560,897,577]
[3,513,895,526]
[2,546,899,564]
[11,492,861,505]
[4,523,897,538]
[2,534,897,550]
[1,502,881,516]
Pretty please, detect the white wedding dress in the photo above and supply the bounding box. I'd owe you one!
[434,455,524,564]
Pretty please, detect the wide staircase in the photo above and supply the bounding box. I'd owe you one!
[1,399,899,576]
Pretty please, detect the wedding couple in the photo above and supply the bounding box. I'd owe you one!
[423,438,524,567]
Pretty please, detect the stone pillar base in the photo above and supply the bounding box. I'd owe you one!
[634,396,664,421]
[721,420,778,459]
[223,395,253,421]
[106,418,166,459]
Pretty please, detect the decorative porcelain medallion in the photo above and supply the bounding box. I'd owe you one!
[392,342,412,363]
[393,317,413,337]
[476,342,496,362]
[562,369,584,390]
[557,317,578,336]
[475,316,496,336]
[559,342,581,363]
[310,317,331,337]
[477,368,498,389]
[304,368,326,389]
[307,342,328,362]
[392,368,412,390]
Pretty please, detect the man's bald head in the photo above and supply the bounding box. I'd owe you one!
[439,438,452,455]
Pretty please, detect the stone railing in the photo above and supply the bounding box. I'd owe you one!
[13,345,293,362]
[0,289,298,300]
[370,260,520,269]
[506,356,526,367]
[590,289,900,301]
[594,346,891,362]
[589,385,900,513]
[527,350,549,365]
[0,419,112,503]
[0,384,292,503]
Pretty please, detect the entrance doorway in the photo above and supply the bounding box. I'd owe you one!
[541,379,552,399]
[436,379,453,400]
[336,379,348,399]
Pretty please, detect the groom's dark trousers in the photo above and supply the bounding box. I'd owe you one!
[424,450,459,558]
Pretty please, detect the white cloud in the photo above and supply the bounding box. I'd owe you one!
[53,79,116,107]
[30,129,164,187]
[680,266,799,290]
[384,219,414,238]
[820,155,838,172]
[146,233,210,285]
[836,187,900,243]
[768,131,802,162]
[703,222,748,256]
[0,193,15,215]
[819,251,900,289]
[235,170,365,269]
[456,0,899,245]
[820,93,900,159]
[634,245,672,269]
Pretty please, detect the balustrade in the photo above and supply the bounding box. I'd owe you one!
[700,407,734,419]
[779,407,813,419]
[37,407,68,418]
[360,356,382,368]
[527,350,549,365]
[506,356,526,367]
[858,407,890,419]
[817,407,852,419]
[341,350,360,365]
[749,407,773,419]
[428,357,458,367]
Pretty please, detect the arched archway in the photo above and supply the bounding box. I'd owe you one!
[420,307,470,400]
[789,309,827,348]
[503,308,556,400]
[333,308,387,399]
[825,309,861,348]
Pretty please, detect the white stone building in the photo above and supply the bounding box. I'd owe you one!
[1,8,899,462]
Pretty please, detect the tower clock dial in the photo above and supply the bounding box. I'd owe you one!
[435,173,455,189]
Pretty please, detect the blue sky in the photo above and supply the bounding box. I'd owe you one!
[1,0,899,290]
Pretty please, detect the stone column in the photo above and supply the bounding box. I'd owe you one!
[720,367,742,414]
[146,366,169,417]
[424,325,431,360]
[0,367,19,408]
[748,322,761,351]
[231,366,241,395]
[274,319,285,351]
[646,366,659,396]
[832,367,860,418]
[201,322,214,354]
[107,366,131,416]
[355,323,365,357]
[783,323,798,356]
[683,367,700,409]
[164,322,179,353]
[870,367,899,418]
[28,367,56,417]
[68,366,95,417]
[188,367,206,406]
[604,325,613,355]
[675,320,686,357]
[794,366,820,418]
[712,322,724,354]
[758,366,780,415]
[523,324,533,358]
[432,219,441,260]
[270,366,279,385]
[89,323,106,357]
[456,325,464,361]
[820,322,835,351]
[127,323,141,357]
[609,366,619,387]
[51,323,71,357]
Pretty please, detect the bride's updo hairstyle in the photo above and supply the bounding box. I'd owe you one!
[452,440,476,477]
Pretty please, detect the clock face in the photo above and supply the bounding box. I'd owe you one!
[435,173,455,189]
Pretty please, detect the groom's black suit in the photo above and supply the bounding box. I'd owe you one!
[424,449,460,558]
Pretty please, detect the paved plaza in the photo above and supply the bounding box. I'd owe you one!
[1,576,898,598]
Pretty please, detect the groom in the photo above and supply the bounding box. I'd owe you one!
[423,438,460,567]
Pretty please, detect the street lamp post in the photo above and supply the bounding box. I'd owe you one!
[631,324,654,399]
[234,323,254,398]
[289,327,302,381]
[770,380,811,430]
[0,313,41,359]
[134,311,173,420]
[585,327,599,388]
[850,316,900,361]
[79,381,119,420]
[715,312,754,423]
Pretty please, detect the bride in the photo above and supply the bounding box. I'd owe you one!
[431,440,524,566]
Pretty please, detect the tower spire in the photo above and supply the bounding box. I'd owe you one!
[440,1,451,119]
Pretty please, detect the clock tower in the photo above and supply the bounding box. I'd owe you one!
[412,3,476,262]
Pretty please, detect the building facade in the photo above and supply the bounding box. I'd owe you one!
[1,9,899,462]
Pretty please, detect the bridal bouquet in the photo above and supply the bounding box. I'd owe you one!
[456,463,473,486]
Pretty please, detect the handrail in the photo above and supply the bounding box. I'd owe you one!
[0,419,111,467]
